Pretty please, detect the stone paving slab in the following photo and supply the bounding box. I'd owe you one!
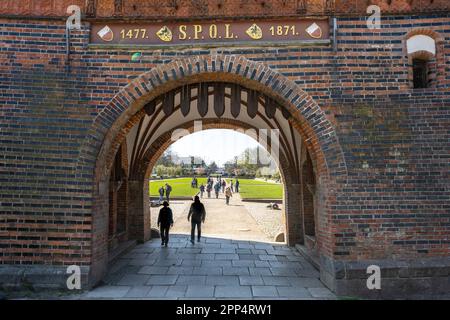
[239,275,264,286]
[86,286,131,298]
[146,275,179,285]
[277,286,312,298]
[252,285,279,297]
[176,275,207,285]
[232,260,255,267]
[125,286,152,298]
[192,267,222,275]
[201,260,232,267]
[215,286,252,298]
[185,285,215,298]
[147,285,169,297]
[249,267,273,276]
[118,274,151,286]
[222,267,250,276]
[138,266,169,275]
[166,285,187,298]
[308,287,336,298]
[206,275,240,286]
[167,266,194,275]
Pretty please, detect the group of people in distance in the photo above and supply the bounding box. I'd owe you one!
[198,176,239,205]
[157,176,240,247]
[158,183,172,203]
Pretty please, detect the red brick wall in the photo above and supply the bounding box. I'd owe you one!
[1,1,448,17]
[0,13,449,271]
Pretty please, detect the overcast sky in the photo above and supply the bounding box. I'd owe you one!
[170,129,260,166]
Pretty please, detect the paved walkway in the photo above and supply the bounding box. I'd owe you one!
[82,235,334,299]
[81,193,335,299]
[170,193,273,242]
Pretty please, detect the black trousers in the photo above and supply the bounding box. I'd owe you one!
[160,225,170,244]
[191,221,201,241]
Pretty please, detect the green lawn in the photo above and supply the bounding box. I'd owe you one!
[149,178,205,198]
[149,177,282,200]
[238,179,283,200]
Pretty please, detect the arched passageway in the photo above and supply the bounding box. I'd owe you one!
[85,55,346,288]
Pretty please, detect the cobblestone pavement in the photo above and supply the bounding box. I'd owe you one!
[81,235,335,300]
[240,198,284,241]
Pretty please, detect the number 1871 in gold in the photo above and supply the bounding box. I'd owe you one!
[269,25,297,36]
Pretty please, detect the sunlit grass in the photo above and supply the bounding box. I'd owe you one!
[149,177,282,199]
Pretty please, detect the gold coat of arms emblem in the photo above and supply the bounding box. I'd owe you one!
[246,24,263,40]
[156,26,173,42]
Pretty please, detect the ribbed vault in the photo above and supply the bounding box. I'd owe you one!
[124,82,305,182]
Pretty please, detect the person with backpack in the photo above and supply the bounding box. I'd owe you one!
[157,201,173,247]
[225,186,233,205]
[187,196,206,244]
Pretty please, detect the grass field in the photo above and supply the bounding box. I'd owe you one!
[149,177,282,200]
[238,180,283,200]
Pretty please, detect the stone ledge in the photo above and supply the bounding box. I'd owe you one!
[318,255,450,299]
[0,265,90,291]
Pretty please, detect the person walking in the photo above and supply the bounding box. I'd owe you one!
[187,196,206,244]
[158,186,165,203]
[199,184,205,198]
[221,180,226,193]
[157,201,173,247]
[225,186,233,205]
[235,179,240,193]
[214,181,220,199]
[230,180,234,192]
[165,183,172,202]
[206,183,212,198]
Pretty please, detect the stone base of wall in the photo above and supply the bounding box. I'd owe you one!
[0,265,90,291]
[319,255,450,299]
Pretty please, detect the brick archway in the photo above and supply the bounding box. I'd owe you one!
[80,55,347,287]
[139,118,301,248]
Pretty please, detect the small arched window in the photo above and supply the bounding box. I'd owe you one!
[406,34,437,89]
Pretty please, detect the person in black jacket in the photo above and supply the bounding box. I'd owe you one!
[187,196,206,244]
[157,201,173,247]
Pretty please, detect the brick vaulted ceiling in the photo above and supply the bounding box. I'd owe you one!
[0,0,448,19]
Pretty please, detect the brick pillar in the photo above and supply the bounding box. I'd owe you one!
[128,180,151,243]
[285,183,304,246]
[108,182,117,239]
[116,180,128,239]
[89,177,110,287]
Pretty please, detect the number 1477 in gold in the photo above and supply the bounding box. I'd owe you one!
[120,29,148,39]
